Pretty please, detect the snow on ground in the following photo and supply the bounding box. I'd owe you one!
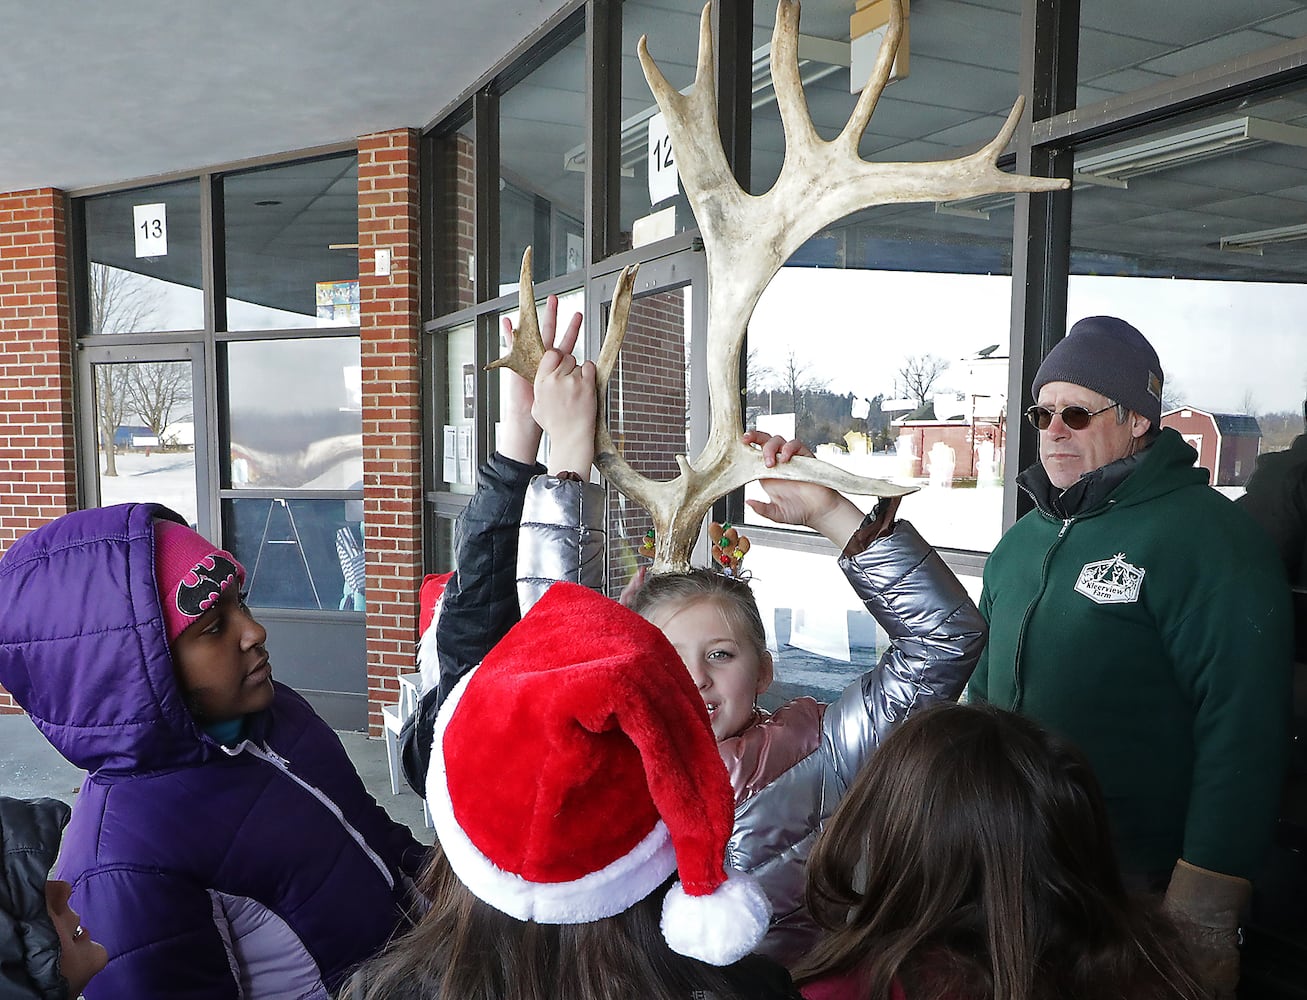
[96,449,199,525]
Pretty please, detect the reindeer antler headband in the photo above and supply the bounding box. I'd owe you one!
[491,0,1069,574]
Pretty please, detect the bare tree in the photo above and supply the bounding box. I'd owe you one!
[898,354,950,408]
[779,350,830,417]
[88,264,160,476]
[126,363,191,441]
[745,347,774,393]
[1161,376,1185,412]
[94,367,130,477]
[1239,387,1257,417]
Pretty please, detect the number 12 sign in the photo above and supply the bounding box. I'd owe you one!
[134,203,168,258]
[647,113,679,205]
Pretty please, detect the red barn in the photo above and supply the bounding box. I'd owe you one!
[1160,407,1262,487]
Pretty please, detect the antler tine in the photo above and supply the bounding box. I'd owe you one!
[771,0,820,151]
[638,5,737,223]
[486,247,545,380]
[593,263,639,480]
[594,264,639,396]
[636,1,714,123]
[976,96,1027,165]
[840,0,904,150]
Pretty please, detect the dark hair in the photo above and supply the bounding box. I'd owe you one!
[628,567,768,661]
[794,703,1201,1000]
[349,842,761,1000]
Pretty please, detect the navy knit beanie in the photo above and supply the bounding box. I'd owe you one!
[1032,316,1164,427]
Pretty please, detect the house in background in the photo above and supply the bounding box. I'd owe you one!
[1161,407,1262,487]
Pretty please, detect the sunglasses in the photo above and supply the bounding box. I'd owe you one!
[1025,402,1116,431]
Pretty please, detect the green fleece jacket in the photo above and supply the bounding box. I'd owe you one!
[969,428,1292,880]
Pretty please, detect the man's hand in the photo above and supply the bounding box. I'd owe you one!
[742,431,866,547]
[497,294,583,465]
[1163,859,1251,1000]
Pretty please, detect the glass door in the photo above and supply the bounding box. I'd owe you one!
[592,249,708,596]
[78,342,212,538]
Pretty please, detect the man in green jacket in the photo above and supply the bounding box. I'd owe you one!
[969,316,1291,1000]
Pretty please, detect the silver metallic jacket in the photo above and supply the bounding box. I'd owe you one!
[516,476,985,965]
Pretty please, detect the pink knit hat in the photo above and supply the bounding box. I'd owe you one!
[153,519,245,645]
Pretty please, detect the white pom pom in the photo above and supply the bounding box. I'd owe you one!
[660,871,772,966]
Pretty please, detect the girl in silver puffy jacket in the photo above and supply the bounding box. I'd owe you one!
[434,301,986,966]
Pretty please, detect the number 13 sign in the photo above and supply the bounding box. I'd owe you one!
[133,203,168,258]
[647,113,679,206]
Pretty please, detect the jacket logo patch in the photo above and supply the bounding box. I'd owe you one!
[1074,553,1144,605]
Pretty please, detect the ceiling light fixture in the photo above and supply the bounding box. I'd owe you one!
[1218,222,1307,255]
[934,116,1307,220]
[1075,117,1307,183]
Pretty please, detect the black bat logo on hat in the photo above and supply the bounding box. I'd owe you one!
[176,554,241,619]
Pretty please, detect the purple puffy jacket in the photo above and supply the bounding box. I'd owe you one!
[0,503,426,1000]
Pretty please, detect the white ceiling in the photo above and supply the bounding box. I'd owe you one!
[0,0,569,195]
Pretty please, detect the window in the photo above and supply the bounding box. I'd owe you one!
[500,34,587,291]
[82,180,204,334]
[224,156,359,330]
[1069,88,1307,498]
[743,0,1024,554]
[1078,6,1307,106]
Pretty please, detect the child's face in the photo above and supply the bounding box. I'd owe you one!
[171,587,275,723]
[45,879,108,995]
[647,598,773,741]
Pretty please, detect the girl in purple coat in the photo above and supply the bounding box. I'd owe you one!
[0,504,427,1000]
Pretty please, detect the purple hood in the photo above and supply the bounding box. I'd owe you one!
[0,503,218,776]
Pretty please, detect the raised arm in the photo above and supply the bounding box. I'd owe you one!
[517,341,606,611]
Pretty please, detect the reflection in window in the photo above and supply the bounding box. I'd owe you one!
[1069,92,1307,502]
[500,33,586,291]
[618,0,699,248]
[442,323,477,496]
[605,286,692,596]
[83,181,204,333]
[750,0,1022,195]
[743,262,1012,553]
[432,119,476,315]
[225,338,362,490]
[225,498,362,611]
[744,544,983,704]
[224,154,358,331]
[93,360,198,525]
[1078,6,1306,107]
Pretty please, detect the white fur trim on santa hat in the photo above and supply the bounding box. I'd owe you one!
[426,667,679,924]
[661,870,772,966]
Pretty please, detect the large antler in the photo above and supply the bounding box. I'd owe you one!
[491,0,1069,573]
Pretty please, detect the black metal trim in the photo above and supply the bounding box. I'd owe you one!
[1033,34,1307,149]
[65,141,358,199]
[587,0,620,262]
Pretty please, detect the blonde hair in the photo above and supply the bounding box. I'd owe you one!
[628,568,767,661]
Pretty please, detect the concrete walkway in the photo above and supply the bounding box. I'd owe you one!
[0,712,434,839]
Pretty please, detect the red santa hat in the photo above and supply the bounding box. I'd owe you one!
[427,581,770,965]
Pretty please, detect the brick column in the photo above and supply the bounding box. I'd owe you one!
[358,131,422,735]
[0,189,76,713]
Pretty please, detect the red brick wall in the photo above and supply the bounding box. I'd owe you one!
[433,131,475,315]
[0,189,76,713]
[605,288,687,596]
[358,131,422,735]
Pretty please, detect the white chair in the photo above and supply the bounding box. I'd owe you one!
[382,672,432,827]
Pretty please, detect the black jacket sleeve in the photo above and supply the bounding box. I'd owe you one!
[399,452,542,794]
